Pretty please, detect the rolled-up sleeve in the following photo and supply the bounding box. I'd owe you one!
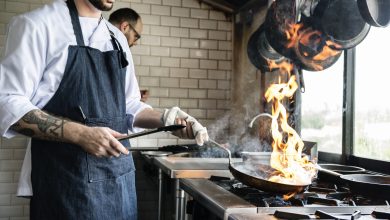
[0,16,45,137]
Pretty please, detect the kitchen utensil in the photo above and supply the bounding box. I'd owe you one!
[209,139,309,194]
[141,151,172,157]
[357,0,390,27]
[117,125,185,141]
[317,165,390,199]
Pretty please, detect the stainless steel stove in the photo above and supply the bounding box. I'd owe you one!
[180,176,390,220]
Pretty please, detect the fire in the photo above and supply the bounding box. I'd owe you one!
[264,62,316,186]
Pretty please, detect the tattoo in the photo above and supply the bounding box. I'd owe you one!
[10,109,68,141]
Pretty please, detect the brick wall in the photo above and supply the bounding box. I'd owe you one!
[0,0,233,219]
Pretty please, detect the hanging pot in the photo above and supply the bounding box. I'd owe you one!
[357,0,390,27]
[247,24,289,72]
[312,0,371,49]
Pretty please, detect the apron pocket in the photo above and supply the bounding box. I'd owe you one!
[85,116,135,182]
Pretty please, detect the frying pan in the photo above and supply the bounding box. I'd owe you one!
[317,165,390,199]
[357,0,390,27]
[209,139,309,194]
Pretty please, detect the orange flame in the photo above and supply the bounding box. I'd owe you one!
[264,63,316,187]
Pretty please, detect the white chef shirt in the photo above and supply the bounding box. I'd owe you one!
[0,0,151,196]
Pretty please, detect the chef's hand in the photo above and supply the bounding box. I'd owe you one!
[77,126,129,157]
[163,107,209,146]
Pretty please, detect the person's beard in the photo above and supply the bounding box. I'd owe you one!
[88,0,113,11]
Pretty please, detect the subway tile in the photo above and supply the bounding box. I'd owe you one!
[130,3,151,14]
[171,48,189,58]
[131,45,151,56]
[180,39,199,48]
[180,58,199,69]
[200,59,217,69]
[218,21,232,31]
[208,30,227,40]
[1,137,28,149]
[188,89,207,99]
[0,205,23,218]
[207,109,226,118]
[150,46,170,56]
[160,77,180,87]
[148,88,169,98]
[150,67,170,77]
[217,100,231,109]
[169,88,188,98]
[158,139,178,146]
[187,109,206,118]
[218,60,232,70]
[161,57,180,67]
[218,80,230,90]
[189,69,207,79]
[12,149,26,160]
[150,25,170,36]
[140,76,160,87]
[132,55,141,65]
[137,138,158,147]
[11,196,29,205]
[140,14,161,25]
[179,99,198,108]
[189,29,207,39]
[0,160,23,171]
[5,1,29,13]
[141,35,161,46]
[0,172,13,183]
[218,41,232,50]
[11,216,29,220]
[182,0,201,8]
[161,36,180,47]
[208,50,227,60]
[142,0,162,5]
[180,18,198,28]
[208,89,226,99]
[227,32,232,41]
[227,51,232,60]
[199,19,217,30]
[0,12,16,24]
[162,0,181,7]
[170,68,189,78]
[190,9,208,19]
[141,24,151,35]
[0,194,11,205]
[170,27,189,38]
[134,66,150,76]
[199,79,217,89]
[179,78,198,88]
[208,70,226,79]
[159,98,180,107]
[0,183,17,194]
[0,150,12,159]
[151,5,170,16]
[190,49,208,59]
[161,16,180,27]
[209,10,227,20]
[171,7,189,17]
[200,40,218,49]
[199,99,217,109]
[145,97,159,107]
[200,2,212,10]
[140,56,161,66]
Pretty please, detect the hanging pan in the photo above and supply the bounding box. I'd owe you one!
[357,0,390,27]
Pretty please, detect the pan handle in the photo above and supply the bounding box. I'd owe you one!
[208,139,232,164]
[316,164,342,177]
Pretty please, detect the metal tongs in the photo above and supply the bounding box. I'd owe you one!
[117,125,185,141]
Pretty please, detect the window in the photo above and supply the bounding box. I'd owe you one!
[354,27,390,162]
[301,55,344,154]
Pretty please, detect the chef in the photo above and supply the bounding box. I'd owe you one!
[0,0,208,219]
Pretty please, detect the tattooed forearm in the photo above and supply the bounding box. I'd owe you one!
[10,109,68,141]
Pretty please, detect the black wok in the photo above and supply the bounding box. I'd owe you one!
[317,165,390,199]
[209,140,309,194]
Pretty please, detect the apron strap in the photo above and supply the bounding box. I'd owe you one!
[66,0,85,46]
[106,26,129,68]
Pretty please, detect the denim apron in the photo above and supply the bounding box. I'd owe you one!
[30,0,136,219]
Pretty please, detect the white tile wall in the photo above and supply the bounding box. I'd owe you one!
[0,0,233,218]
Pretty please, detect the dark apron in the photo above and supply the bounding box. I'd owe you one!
[30,1,136,219]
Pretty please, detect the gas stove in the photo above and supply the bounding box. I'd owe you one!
[180,175,390,220]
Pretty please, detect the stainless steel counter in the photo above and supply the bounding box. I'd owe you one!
[152,157,242,220]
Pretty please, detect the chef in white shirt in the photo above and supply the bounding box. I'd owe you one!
[0,0,208,219]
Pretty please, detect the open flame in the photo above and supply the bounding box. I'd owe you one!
[265,60,316,187]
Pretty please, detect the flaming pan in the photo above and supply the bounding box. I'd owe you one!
[209,140,309,194]
[318,166,390,199]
